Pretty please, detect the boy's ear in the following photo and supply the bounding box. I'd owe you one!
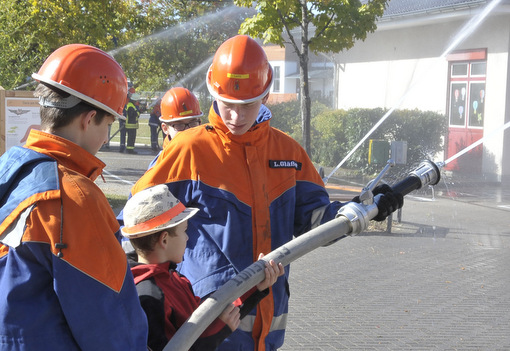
[161,122,170,135]
[81,110,97,131]
[158,230,170,247]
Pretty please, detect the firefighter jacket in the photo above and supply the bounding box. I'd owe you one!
[0,130,148,350]
[125,101,140,129]
[131,103,344,351]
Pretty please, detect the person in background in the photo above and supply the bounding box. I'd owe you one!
[130,35,403,350]
[119,86,136,153]
[146,87,203,168]
[159,87,203,145]
[121,184,284,351]
[124,92,141,154]
[149,99,162,154]
[116,87,203,235]
[0,44,148,350]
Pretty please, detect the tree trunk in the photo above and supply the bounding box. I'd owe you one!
[299,55,311,155]
[299,0,312,156]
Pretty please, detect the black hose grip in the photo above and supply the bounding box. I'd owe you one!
[391,175,423,197]
[391,160,441,196]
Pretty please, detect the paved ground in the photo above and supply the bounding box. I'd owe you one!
[96,145,510,350]
[281,196,510,351]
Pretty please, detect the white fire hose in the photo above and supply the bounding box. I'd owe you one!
[164,160,442,351]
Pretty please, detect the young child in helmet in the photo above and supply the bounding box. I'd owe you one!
[144,86,203,169]
[121,184,284,351]
[116,87,205,241]
[130,35,403,350]
[159,87,203,144]
[0,44,148,350]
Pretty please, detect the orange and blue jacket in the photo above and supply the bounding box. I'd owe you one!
[0,130,148,350]
[131,103,343,350]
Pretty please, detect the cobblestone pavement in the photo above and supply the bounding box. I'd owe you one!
[280,194,510,351]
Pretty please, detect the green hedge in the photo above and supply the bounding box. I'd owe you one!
[266,101,447,177]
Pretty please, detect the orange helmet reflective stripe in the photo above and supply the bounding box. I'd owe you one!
[159,87,203,123]
[32,44,128,120]
[207,35,273,104]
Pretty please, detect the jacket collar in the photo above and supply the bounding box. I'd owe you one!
[207,102,272,148]
[25,129,105,181]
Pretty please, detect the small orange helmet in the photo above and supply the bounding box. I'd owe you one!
[159,87,203,123]
[32,44,128,119]
[206,35,273,104]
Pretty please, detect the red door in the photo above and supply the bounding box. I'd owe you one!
[445,54,486,173]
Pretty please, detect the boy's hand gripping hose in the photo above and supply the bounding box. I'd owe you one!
[164,160,442,351]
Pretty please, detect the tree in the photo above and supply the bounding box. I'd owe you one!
[0,0,136,90]
[234,0,388,155]
[0,0,252,95]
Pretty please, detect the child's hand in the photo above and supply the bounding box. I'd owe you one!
[256,253,285,291]
[219,303,240,331]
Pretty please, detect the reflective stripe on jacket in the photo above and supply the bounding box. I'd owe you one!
[132,103,343,350]
[0,130,148,350]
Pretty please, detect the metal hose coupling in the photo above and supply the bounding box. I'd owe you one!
[335,201,378,236]
[411,160,442,188]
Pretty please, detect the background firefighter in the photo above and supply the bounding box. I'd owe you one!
[123,92,141,154]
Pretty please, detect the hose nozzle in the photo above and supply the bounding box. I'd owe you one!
[336,159,442,236]
[392,160,442,196]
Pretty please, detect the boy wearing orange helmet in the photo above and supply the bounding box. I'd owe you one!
[0,44,148,350]
[131,35,402,350]
[143,87,203,168]
[159,87,203,144]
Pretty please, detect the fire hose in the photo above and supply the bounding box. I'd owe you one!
[163,160,442,351]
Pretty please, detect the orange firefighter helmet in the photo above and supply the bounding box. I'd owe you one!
[32,44,128,119]
[206,35,273,104]
[159,87,203,123]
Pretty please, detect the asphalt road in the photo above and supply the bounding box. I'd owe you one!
[96,145,510,350]
[95,144,155,201]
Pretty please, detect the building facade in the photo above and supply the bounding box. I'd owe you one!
[333,0,510,181]
[264,0,510,182]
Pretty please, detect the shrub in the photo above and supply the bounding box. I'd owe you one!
[266,100,330,143]
[312,108,447,177]
[264,101,447,177]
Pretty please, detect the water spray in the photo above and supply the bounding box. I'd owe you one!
[164,159,442,351]
[108,6,255,57]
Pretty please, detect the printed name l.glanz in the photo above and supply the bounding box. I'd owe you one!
[269,160,302,170]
